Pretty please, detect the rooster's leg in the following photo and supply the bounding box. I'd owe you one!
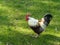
[30,33,39,38]
[34,34,39,38]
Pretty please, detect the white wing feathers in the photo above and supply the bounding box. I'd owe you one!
[28,17,38,26]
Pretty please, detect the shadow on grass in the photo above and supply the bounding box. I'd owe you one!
[0,28,32,45]
[0,15,9,25]
[0,28,60,45]
[39,34,60,45]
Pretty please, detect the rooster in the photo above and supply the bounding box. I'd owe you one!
[26,13,53,38]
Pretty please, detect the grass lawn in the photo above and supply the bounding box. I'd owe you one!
[0,0,60,45]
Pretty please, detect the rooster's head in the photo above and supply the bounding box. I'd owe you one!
[26,13,31,21]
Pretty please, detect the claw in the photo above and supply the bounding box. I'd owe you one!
[34,34,39,38]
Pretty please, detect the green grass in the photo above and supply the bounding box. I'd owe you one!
[0,0,60,45]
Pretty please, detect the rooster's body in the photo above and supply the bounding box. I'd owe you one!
[26,13,53,38]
